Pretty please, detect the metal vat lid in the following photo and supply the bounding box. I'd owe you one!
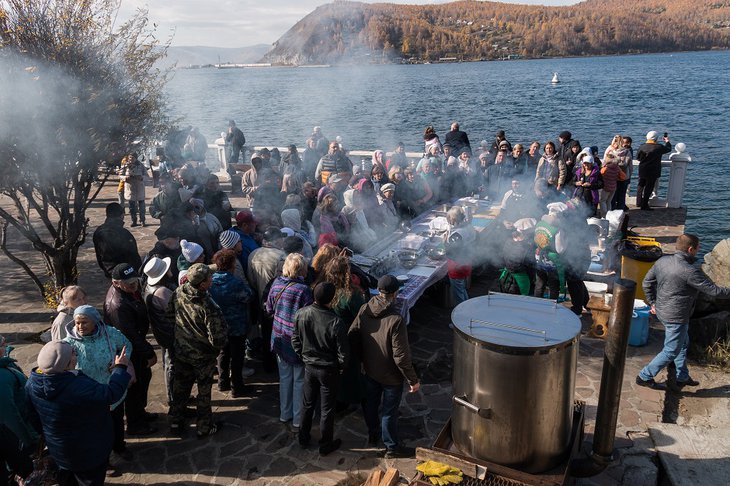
[451,293,581,348]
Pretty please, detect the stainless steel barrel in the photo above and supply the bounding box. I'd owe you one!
[451,293,581,473]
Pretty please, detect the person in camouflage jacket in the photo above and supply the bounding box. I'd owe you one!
[167,263,228,437]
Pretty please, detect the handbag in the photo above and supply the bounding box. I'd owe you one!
[16,437,58,486]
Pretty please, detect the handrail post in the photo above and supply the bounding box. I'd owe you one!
[667,143,691,208]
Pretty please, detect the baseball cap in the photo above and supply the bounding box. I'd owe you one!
[377,275,400,294]
[186,263,217,286]
[111,263,138,281]
[235,210,256,225]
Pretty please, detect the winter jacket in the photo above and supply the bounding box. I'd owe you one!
[168,282,228,366]
[209,271,253,336]
[248,247,286,302]
[374,195,400,234]
[573,165,601,206]
[637,141,671,179]
[230,228,259,273]
[25,366,130,471]
[266,276,313,364]
[643,252,730,324]
[444,129,471,155]
[348,294,418,387]
[51,308,73,342]
[536,154,565,187]
[600,161,621,193]
[104,285,155,364]
[143,283,175,349]
[291,303,348,370]
[315,153,353,182]
[0,356,39,449]
[149,188,183,220]
[122,161,146,202]
[92,218,142,278]
[63,322,132,409]
[446,223,477,279]
[201,189,232,230]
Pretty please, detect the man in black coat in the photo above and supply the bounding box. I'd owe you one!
[92,203,142,278]
[104,263,158,436]
[444,121,471,156]
[291,282,349,456]
[636,131,672,210]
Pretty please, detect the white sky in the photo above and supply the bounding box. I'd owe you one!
[119,0,576,47]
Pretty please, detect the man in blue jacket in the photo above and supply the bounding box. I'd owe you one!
[26,341,131,486]
[637,234,730,390]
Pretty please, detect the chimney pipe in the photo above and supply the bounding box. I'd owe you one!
[572,278,636,477]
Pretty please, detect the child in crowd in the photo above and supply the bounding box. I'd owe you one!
[50,285,88,341]
[445,206,476,306]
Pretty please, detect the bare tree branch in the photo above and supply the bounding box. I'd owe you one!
[0,220,45,295]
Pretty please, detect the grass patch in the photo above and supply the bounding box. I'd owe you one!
[704,339,730,368]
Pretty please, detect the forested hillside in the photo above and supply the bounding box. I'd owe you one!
[261,0,730,65]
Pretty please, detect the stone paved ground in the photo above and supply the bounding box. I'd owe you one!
[1,181,727,485]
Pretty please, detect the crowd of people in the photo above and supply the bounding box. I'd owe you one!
[2,122,683,484]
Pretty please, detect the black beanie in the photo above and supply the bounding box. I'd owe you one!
[313,282,336,306]
[283,236,304,254]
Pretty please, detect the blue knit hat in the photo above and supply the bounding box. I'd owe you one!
[73,305,102,324]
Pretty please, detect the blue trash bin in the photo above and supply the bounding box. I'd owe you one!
[629,299,651,346]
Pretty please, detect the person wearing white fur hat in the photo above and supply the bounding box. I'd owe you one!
[636,130,671,210]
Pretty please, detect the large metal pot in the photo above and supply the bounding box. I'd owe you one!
[451,293,581,473]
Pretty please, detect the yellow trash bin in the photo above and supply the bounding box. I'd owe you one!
[619,237,663,301]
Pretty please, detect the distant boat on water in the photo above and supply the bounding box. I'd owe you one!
[551,72,560,84]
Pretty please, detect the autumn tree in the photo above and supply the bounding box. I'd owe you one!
[0,0,170,299]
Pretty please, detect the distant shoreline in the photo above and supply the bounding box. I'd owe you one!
[174,47,728,70]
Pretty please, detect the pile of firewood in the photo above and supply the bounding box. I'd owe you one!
[362,467,401,486]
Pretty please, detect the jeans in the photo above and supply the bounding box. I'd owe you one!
[125,357,152,430]
[636,176,658,208]
[535,269,560,299]
[57,463,107,486]
[128,200,145,224]
[162,347,174,405]
[217,335,246,391]
[612,179,630,210]
[598,189,615,218]
[566,272,588,316]
[0,424,33,484]
[450,277,468,306]
[364,375,403,451]
[111,403,126,452]
[299,365,339,445]
[277,356,304,426]
[639,322,689,382]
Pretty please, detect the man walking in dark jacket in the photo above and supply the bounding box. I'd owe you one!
[292,282,349,456]
[349,275,420,458]
[104,263,157,436]
[26,341,131,486]
[92,203,142,278]
[637,234,730,390]
[635,131,672,210]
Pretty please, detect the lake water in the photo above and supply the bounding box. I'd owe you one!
[165,50,730,253]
